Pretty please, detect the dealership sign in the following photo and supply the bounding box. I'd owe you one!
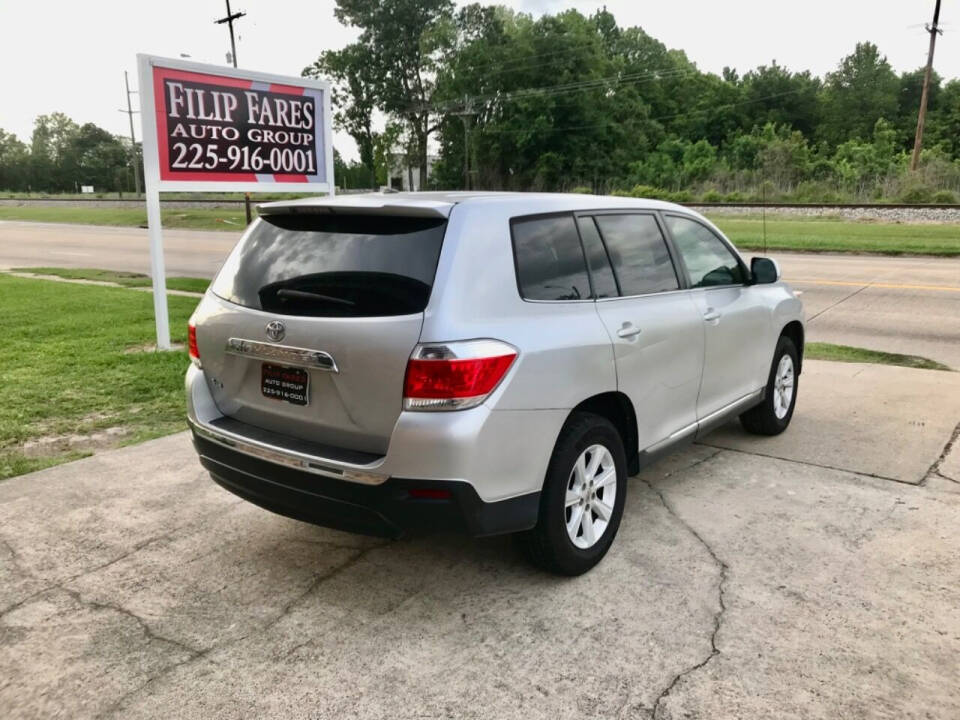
[139,55,333,192]
[137,55,334,348]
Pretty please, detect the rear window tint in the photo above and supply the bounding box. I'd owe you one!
[594,214,679,295]
[511,215,591,301]
[211,213,446,317]
[576,216,619,298]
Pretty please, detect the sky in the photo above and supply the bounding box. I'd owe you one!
[2,1,958,161]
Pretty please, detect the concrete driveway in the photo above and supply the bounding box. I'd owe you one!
[1,360,959,719]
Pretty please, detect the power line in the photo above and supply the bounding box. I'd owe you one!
[448,36,610,77]
[470,88,809,136]
[412,66,698,115]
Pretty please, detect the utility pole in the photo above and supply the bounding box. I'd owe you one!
[215,0,253,223]
[119,71,142,198]
[452,99,477,190]
[910,0,943,172]
[214,0,245,68]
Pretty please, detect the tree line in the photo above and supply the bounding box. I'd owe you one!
[4,2,959,202]
[0,113,141,194]
[309,1,960,203]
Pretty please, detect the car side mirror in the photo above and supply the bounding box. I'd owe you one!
[751,257,780,284]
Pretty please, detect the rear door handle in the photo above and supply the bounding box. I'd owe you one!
[617,323,642,339]
[703,309,721,322]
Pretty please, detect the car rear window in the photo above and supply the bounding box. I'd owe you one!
[210,213,447,317]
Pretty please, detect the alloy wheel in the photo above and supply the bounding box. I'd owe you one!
[564,444,617,549]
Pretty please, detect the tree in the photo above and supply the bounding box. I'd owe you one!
[305,44,380,187]
[62,124,129,192]
[820,43,899,146]
[30,113,79,191]
[0,130,29,191]
[321,0,456,188]
[740,62,821,137]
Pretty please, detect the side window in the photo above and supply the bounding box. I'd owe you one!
[665,216,745,288]
[593,214,679,296]
[512,215,591,301]
[576,216,619,298]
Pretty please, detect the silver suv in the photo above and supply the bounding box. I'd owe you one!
[186,192,804,574]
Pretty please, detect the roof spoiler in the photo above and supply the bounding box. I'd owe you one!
[257,198,452,219]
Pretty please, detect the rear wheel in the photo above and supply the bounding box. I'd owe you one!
[519,412,627,575]
[740,335,799,436]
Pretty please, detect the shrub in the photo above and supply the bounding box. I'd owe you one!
[792,181,843,204]
[898,184,934,204]
[629,184,669,199]
[932,190,958,204]
[666,190,693,203]
[568,186,593,194]
[724,191,746,203]
[701,189,724,203]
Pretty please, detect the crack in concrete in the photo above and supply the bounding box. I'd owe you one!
[695,441,923,487]
[924,421,960,484]
[0,498,248,619]
[95,541,387,719]
[59,586,204,657]
[639,450,728,720]
[0,535,26,574]
[931,471,959,485]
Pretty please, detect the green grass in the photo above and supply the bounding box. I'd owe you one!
[710,216,960,256]
[0,275,199,480]
[805,342,952,371]
[0,205,246,230]
[12,267,209,294]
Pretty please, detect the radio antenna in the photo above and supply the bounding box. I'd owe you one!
[761,174,767,254]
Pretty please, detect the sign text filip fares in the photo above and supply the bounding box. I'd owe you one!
[163,79,319,175]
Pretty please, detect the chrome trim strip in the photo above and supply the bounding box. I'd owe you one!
[641,389,763,455]
[225,338,339,373]
[697,389,763,427]
[187,417,387,486]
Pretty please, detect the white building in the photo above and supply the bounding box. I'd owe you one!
[386,153,439,192]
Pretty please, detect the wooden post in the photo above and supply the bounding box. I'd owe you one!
[910,0,943,172]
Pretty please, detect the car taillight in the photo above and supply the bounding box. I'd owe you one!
[188,323,201,367]
[403,339,517,411]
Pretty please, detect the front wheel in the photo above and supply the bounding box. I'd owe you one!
[518,412,627,576]
[740,335,799,436]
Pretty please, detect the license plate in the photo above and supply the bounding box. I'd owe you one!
[261,363,309,406]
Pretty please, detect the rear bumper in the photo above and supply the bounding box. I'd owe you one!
[193,432,540,538]
[185,364,566,503]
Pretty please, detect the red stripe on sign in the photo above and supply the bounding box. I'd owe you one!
[268,83,306,95]
[154,66,257,182]
[158,67,254,88]
[273,174,309,183]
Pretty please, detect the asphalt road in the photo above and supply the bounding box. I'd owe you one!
[2,220,958,367]
[3,360,960,719]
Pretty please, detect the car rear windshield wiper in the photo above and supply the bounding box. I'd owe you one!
[275,288,356,307]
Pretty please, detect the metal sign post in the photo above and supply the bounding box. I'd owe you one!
[136,54,334,350]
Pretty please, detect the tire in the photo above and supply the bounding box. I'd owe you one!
[518,411,627,576]
[740,335,799,436]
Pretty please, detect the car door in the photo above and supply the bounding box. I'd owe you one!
[579,213,705,452]
[662,213,770,420]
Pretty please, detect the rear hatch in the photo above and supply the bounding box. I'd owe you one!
[198,208,448,455]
